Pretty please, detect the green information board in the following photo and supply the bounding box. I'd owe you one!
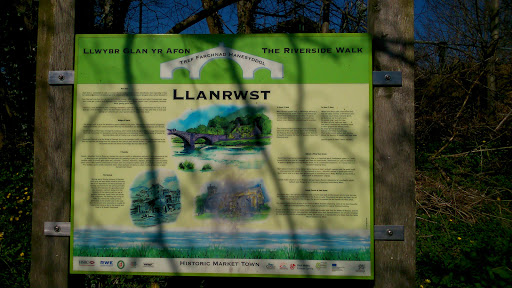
[71,34,373,279]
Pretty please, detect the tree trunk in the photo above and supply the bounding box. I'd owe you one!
[101,0,132,33]
[167,0,241,34]
[237,0,261,34]
[486,0,500,114]
[202,0,225,34]
[321,0,331,33]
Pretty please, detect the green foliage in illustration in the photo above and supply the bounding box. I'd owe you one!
[74,245,371,261]
[186,112,272,140]
[213,138,271,147]
[178,160,195,171]
[195,193,208,215]
[201,163,212,171]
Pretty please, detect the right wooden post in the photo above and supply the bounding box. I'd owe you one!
[368,1,416,287]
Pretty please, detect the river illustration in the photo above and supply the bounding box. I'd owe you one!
[170,143,268,171]
[167,104,271,171]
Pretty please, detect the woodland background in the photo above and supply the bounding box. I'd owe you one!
[0,0,511,287]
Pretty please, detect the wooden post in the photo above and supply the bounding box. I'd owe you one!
[30,0,75,287]
[368,1,416,287]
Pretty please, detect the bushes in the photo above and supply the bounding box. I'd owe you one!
[415,132,512,287]
[417,215,512,288]
[201,163,212,171]
[0,142,33,287]
[178,160,195,171]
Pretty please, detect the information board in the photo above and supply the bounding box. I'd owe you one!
[71,34,373,279]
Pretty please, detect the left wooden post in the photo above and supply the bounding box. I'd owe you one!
[31,1,75,287]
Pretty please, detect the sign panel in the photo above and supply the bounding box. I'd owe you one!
[71,34,373,279]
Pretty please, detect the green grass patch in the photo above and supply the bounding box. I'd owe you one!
[201,163,212,171]
[0,142,33,287]
[74,245,370,261]
[417,214,512,288]
[178,160,195,171]
[196,209,270,221]
[214,138,271,147]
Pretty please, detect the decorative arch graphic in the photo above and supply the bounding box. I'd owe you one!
[160,43,284,80]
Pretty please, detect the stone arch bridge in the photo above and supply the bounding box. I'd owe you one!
[167,129,227,149]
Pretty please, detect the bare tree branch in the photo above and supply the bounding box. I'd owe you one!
[167,0,242,34]
[202,0,225,34]
[237,0,262,34]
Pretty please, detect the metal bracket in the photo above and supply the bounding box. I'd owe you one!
[44,222,71,237]
[372,71,402,87]
[48,70,74,85]
[374,225,404,241]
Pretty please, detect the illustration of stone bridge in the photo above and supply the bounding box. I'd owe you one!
[167,129,227,149]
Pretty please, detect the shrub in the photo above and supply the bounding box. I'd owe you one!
[0,143,33,287]
[178,160,195,171]
[201,164,212,171]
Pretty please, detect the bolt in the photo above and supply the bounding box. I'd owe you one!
[54,225,61,233]
[58,74,65,81]
[386,229,393,236]
[385,74,391,81]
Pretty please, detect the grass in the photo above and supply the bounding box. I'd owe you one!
[178,160,195,171]
[0,142,33,287]
[214,138,271,147]
[415,153,512,287]
[416,214,512,287]
[73,245,371,261]
[201,163,212,171]
[196,204,271,220]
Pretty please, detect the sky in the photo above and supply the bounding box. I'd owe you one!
[126,0,428,35]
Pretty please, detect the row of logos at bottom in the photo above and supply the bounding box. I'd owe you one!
[78,259,366,273]
[79,260,137,269]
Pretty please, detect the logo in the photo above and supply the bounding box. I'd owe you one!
[315,262,327,270]
[356,264,366,273]
[266,263,275,270]
[79,260,95,266]
[117,260,125,269]
[332,264,344,272]
[297,264,313,271]
[290,264,296,270]
[143,263,154,268]
[279,263,288,270]
[100,260,113,267]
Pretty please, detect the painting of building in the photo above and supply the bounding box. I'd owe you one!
[129,170,182,228]
[196,180,270,219]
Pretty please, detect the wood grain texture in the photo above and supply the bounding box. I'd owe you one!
[368,1,416,287]
[30,0,75,287]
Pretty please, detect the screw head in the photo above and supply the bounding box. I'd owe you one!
[54,226,61,232]
[385,74,391,81]
[58,74,65,81]
[386,229,393,236]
